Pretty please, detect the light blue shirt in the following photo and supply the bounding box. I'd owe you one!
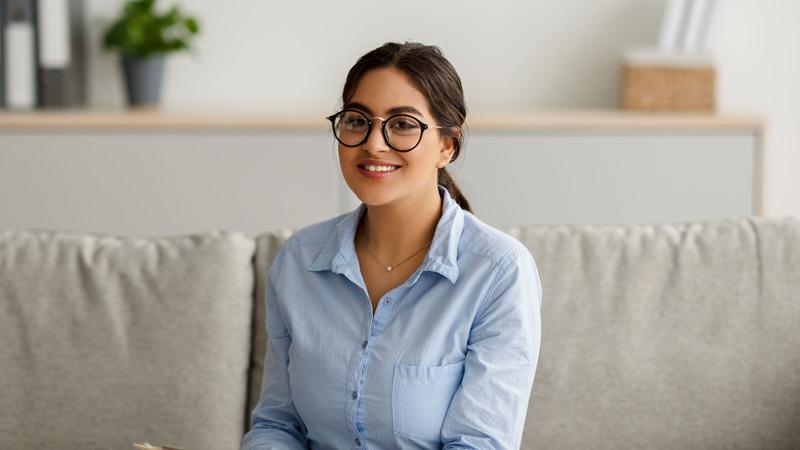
[243,184,542,450]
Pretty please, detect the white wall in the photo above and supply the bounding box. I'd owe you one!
[710,0,800,219]
[85,0,664,112]
[83,0,799,219]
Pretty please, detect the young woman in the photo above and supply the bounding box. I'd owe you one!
[243,42,542,450]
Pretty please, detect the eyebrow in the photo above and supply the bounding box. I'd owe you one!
[344,101,424,117]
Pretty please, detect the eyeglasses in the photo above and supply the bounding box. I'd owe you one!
[326,109,445,152]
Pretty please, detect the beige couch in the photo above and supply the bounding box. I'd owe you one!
[1,216,798,449]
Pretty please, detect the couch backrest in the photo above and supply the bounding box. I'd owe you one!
[0,229,256,450]
[248,217,800,449]
[4,216,799,449]
[506,216,800,449]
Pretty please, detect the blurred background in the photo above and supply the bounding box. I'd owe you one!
[0,0,797,236]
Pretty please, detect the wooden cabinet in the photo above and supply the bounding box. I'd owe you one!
[0,110,762,236]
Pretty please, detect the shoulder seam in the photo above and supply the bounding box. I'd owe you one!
[460,247,508,266]
[459,218,526,263]
[470,248,520,329]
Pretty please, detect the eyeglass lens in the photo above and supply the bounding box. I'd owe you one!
[332,110,423,151]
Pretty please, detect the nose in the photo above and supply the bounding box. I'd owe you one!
[362,118,390,153]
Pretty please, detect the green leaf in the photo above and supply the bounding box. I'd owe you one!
[185,17,199,34]
[101,0,200,55]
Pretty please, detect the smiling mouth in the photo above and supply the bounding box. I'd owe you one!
[358,164,402,172]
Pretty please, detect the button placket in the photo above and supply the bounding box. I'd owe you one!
[352,332,370,439]
[352,292,399,445]
[373,293,396,321]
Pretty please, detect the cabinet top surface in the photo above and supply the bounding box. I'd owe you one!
[0,108,762,131]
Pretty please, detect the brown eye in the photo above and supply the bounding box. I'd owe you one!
[340,112,368,130]
[387,116,421,135]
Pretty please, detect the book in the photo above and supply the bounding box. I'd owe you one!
[1,0,5,107]
[658,0,688,51]
[2,0,38,110]
[37,0,87,108]
[694,0,717,52]
[682,0,717,52]
[37,0,71,69]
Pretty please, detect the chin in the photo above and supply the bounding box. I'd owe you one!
[351,186,396,207]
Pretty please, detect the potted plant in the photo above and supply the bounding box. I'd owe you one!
[102,0,200,108]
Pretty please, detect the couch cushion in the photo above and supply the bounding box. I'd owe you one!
[506,217,800,449]
[0,229,255,450]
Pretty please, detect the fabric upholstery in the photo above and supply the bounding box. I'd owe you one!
[4,215,800,449]
[0,229,255,450]
[506,217,800,449]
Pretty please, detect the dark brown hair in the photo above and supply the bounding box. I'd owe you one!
[340,41,473,213]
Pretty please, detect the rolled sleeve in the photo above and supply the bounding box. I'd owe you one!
[242,246,309,450]
[441,248,543,449]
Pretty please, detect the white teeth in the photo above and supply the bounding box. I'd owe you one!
[363,164,399,172]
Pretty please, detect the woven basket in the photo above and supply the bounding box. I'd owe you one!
[622,64,716,112]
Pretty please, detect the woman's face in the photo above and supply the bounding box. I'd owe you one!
[337,67,454,207]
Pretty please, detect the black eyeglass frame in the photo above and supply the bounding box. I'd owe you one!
[325,108,445,152]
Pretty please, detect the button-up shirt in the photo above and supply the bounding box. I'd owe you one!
[243,184,542,449]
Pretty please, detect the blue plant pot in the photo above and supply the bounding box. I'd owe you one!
[121,54,165,107]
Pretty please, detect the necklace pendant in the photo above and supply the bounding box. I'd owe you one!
[385,265,393,272]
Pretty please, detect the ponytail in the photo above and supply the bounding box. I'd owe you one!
[438,167,472,213]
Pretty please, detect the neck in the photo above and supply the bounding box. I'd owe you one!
[358,186,442,264]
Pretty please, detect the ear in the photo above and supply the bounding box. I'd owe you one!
[437,129,458,169]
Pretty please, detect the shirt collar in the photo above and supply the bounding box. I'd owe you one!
[308,184,464,284]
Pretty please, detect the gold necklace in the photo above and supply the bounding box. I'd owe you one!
[363,220,432,272]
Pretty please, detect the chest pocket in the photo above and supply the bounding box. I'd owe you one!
[392,360,465,441]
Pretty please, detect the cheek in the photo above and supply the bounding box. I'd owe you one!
[417,137,446,167]
[402,151,439,175]
[338,148,354,167]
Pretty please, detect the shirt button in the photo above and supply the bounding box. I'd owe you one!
[352,390,358,399]
[362,340,368,349]
[355,437,362,446]
[384,298,392,305]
